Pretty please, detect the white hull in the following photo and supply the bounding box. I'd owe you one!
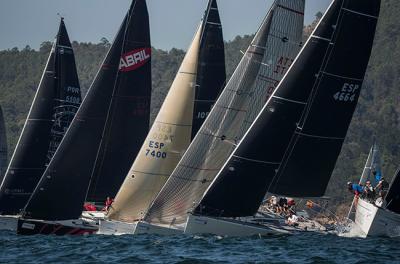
[134,221,183,235]
[355,198,400,237]
[97,219,137,235]
[0,215,19,231]
[184,214,290,237]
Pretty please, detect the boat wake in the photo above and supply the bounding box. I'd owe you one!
[336,219,365,238]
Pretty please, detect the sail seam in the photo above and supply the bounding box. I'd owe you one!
[272,96,307,105]
[155,121,192,127]
[342,8,378,19]
[322,71,363,81]
[311,35,331,42]
[295,131,345,140]
[179,71,196,75]
[277,4,304,16]
[130,170,170,177]
[232,155,280,165]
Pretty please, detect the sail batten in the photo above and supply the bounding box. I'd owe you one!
[195,0,381,218]
[144,0,305,226]
[22,0,151,221]
[0,18,81,215]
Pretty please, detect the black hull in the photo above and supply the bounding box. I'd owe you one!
[17,219,98,236]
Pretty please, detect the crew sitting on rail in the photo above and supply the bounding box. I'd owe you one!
[347,182,364,196]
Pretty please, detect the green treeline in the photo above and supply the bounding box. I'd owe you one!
[0,2,399,213]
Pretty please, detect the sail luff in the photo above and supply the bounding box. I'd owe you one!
[144,0,305,226]
[108,21,202,222]
[195,0,380,217]
[22,0,151,221]
[0,106,7,182]
[385,168,400,214]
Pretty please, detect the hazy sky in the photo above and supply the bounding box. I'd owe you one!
[0,0,331,51]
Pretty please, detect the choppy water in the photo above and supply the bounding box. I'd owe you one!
[0,231,399,264]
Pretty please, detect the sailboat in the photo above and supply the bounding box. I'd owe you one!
[0,106,7,182]
[17,0,152,235]
[347,142,381,221]
[136,0,305,235]
[183,0,381,236]
[100,0,226,235]
[0,18,82,231]
[353,149,400,237]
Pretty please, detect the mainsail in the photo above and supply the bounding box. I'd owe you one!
[22,0,151,221]
[108,0,226,222]
[144,0,305,226]
[191,0,226,139]
[195,0,381,218]
[85,2,152,203]
[0,18,81,215]
[0,106,7,182]
[385,168,400,214]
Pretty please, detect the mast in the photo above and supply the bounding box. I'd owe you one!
[0,106,7,182]
[195,0,381,218]
[144,0,305,226]
[0,18,81,215]
[22,0,151,221]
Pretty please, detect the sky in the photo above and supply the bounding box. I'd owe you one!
[0,0,332,51]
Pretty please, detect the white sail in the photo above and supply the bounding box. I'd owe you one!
[108,23,202,222]
[144,0,305,227]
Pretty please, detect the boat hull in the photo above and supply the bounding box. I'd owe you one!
[97,219,137,235]
[184,214,290,237]
[134,221,183,235]
[17,218,98,235]
[355,198,400,237]
[0,215,19,231]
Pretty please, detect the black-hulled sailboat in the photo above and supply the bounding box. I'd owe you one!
[138,0,305,235]
[0,106,7,182]
[0,18,82,231]
[17,0,151,235]
[184,0,381,236]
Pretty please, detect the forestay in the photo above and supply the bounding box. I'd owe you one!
[196,0,381,217]
[145,0,305,226]
[22,0,151,221]
[0,18,81,215]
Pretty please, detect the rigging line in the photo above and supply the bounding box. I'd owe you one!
[295,131,345,140]
[272,95,307,105]
[321,71,363,82]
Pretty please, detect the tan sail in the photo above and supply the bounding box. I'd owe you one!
[108,23,202,222]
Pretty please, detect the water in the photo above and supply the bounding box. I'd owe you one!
[0,231,399,264]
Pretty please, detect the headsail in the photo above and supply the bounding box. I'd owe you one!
[0,106,7,182]
[144,0,305,226]
[0,18,81,215]
[108,20,202,222]
[22,0,151,221]
[385,168,400,214]
[195,0,381,218]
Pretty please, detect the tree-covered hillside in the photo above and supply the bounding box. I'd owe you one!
[0,2,399,213]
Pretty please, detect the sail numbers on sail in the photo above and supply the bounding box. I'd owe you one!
[333,83,360,102]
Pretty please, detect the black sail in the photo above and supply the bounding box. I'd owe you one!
[191,0,226,138]
[0,19,81,215]
[196,0,381,217]
[22,0,151,220]
[85,1,151,203]
[385,168,400,214]
[0,106,7,182]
